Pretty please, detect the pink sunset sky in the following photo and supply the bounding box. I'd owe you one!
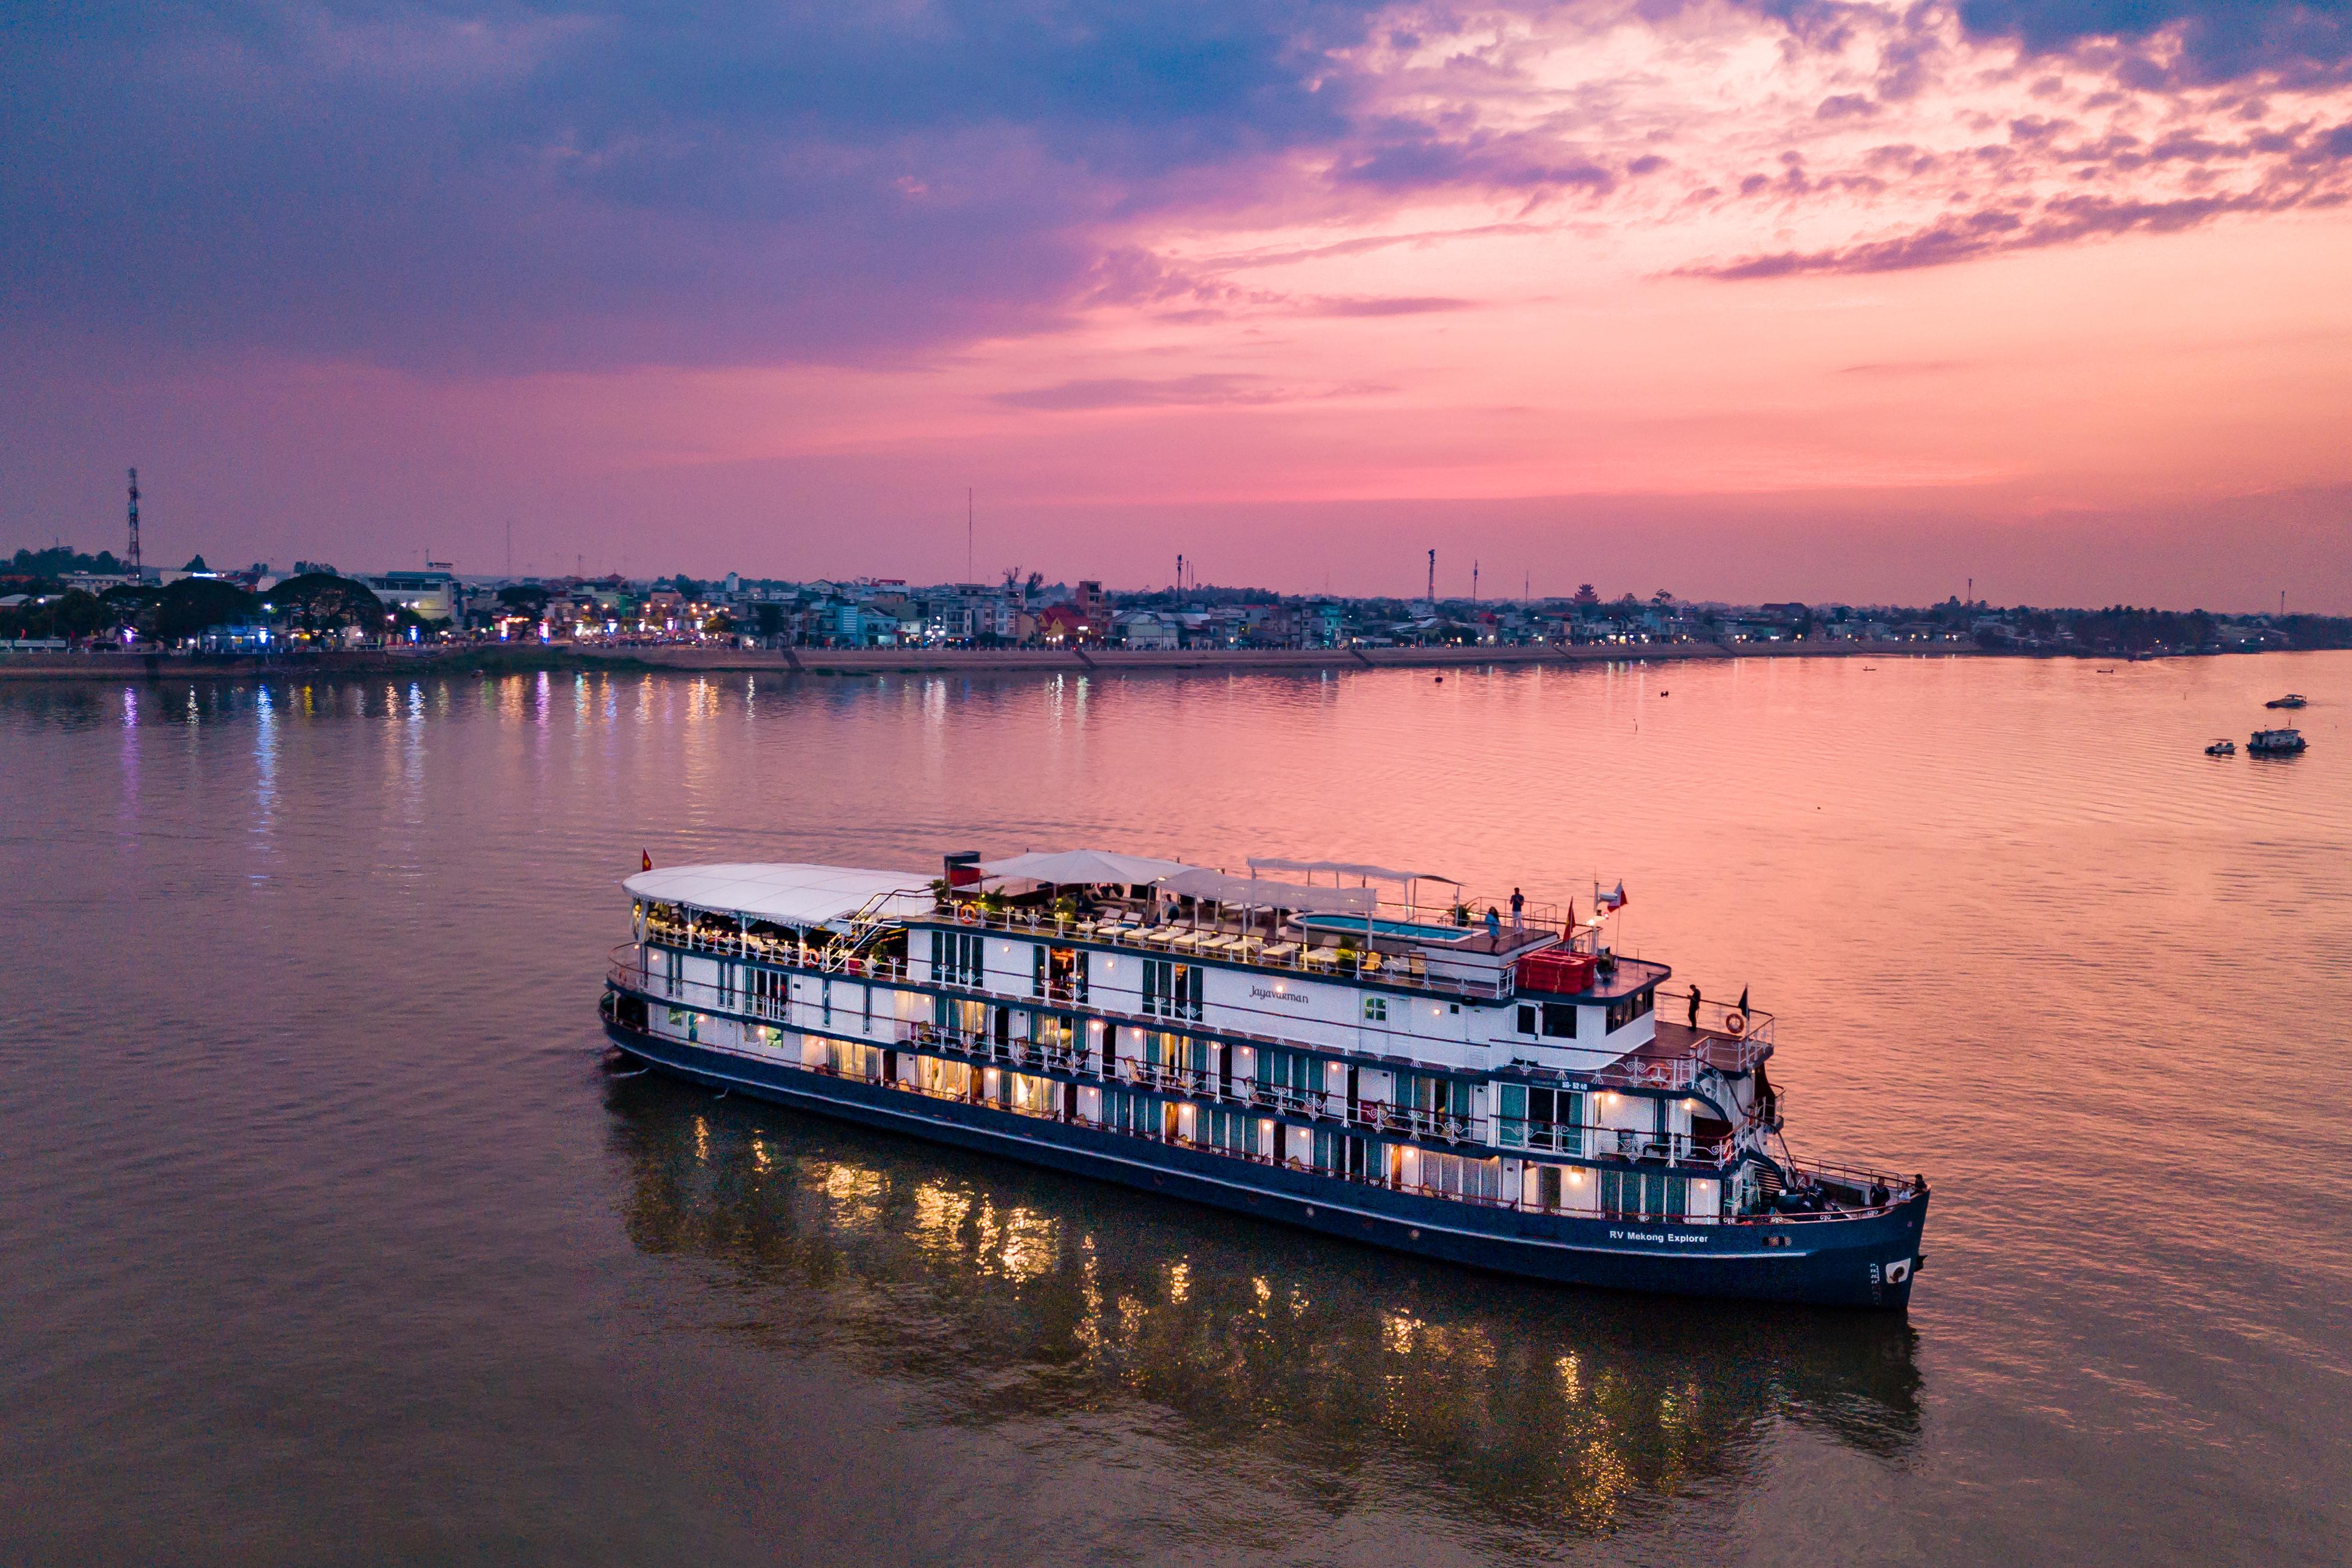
[8,1,2351,607]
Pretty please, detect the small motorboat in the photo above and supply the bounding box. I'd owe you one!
[2266,693,2308,710]
[2249,727,2307,756]
[2205,739,2236,756]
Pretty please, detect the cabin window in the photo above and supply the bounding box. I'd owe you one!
[1498,1083,1528,1146]
[1419,1150,1502,1202]
[1203,1105,1252,1154]
[1033,944,1088,1003]
[933,994,987,1039]
[1516,1005,1537,1036]
[1310,1128,1366,1175]
[1600,1169,1687,1219]
[930,929,985,987]
[1258,1048,1315,1099]
[1540,1002,1577,1038]
[747,967,786,1018]
[1363,995,1389,1023]
[1605,990,1654,1033]
[1142,959,1204,1021]
[1510,1087,1583,1153]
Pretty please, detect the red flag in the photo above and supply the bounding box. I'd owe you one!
[641,849,653,872]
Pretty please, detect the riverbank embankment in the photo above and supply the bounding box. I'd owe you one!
[0,637,1965,682]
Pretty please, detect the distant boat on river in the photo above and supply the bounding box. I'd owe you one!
[2248,727,2307,756]
[2266,693,2307,710]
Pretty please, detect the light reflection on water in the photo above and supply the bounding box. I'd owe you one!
[607,1071,1919,1547]
[2,653,2348,1565]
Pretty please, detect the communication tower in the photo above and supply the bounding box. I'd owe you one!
[127,467,141,573]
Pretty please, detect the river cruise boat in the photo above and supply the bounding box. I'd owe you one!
[2249,727,2307,756]
[600,851,1931,1308]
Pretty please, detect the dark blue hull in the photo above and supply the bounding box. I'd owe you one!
[605,1021,1927,1309]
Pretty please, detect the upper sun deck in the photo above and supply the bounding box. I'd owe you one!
[622,853,1776,1098]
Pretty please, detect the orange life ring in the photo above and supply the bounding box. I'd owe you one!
[1721,1010,1747,1037]
[956,906,975,924]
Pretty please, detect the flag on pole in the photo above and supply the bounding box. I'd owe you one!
[641,849,653,872]
[1738,985,1749,1013]
[1598,880,1627,912]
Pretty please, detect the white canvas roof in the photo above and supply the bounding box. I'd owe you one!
[625,862,932,930]
[1158,867,1375,916]
[976,849,1199,886]
[1247,857,1459,885]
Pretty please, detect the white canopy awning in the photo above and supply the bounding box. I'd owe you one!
[1247,857,1459,885]
[1159,867,1376,916]
[625,862,932,931]
[976,849,1200,887]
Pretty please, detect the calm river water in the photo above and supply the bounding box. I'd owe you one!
[4,652,2348,1566]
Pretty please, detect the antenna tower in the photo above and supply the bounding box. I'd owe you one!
[1473,560,1480,602]
[1426,548,1435,604]
[966,488,974,583]
[126,468,141,573]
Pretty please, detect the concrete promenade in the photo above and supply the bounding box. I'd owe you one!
[0,637,1967,681]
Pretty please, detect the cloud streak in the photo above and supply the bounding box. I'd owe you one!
[4,0,2352,375]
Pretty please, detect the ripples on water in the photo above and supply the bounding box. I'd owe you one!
[1,654,2347,1564]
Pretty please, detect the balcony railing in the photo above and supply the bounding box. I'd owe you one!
[1498,1122,1736,1167]
[641,917,910,981]
[612,948,1742,1168]
[607,953,1924,1223]
[909,902,1519,1000]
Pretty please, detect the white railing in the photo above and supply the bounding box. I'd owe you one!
[913,902,1519,1000]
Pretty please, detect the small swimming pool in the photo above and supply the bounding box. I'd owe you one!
[1298,914,1472,943]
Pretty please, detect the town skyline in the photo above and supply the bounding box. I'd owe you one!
[8,477,2344,619]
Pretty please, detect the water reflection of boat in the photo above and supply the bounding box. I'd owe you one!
[604,1075,1924,1536]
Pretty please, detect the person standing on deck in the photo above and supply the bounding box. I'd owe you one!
[1510,887,1525,931]
[1484,906,1502,943]
[1688,985,1702,1029]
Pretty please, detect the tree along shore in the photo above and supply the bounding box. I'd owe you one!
[0,638,1974,681]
